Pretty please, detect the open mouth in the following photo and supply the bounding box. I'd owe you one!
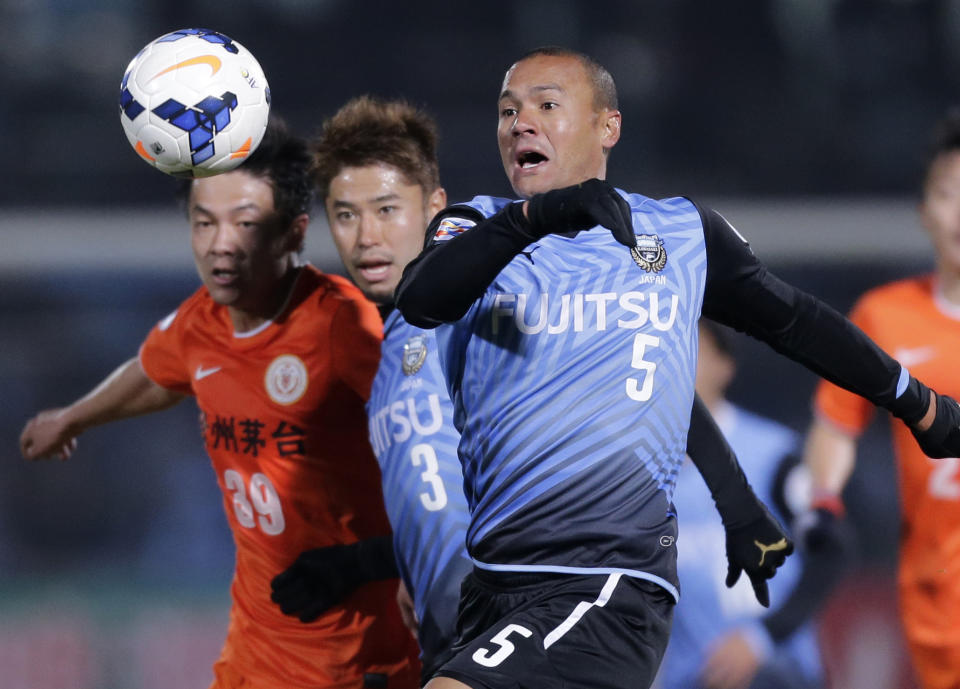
[211,267,239,285]
[517,151,548,169]
[357,260,391,282]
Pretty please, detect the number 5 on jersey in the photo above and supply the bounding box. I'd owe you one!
[224,469,286,535]
[627,333,660,402]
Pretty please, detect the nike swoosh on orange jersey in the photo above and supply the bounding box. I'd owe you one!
[195,365,222,380]
[149,55,222,82]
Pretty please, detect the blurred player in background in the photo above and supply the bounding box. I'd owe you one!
[395,46,960,689]
[659,320,845,689]
[19,119,419,689]
[803,108,960,689]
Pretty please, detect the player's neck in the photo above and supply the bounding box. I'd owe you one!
[936,265,960,307]
[228,264,302,334]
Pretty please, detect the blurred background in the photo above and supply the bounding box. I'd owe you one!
[3,0,958,686]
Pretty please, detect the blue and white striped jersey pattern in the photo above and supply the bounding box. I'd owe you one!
[432,191,707,598]
[367,310,472,664]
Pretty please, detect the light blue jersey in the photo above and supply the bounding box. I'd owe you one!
[367,310,472,670]
[432,192,707,598]
[660,402,822,689]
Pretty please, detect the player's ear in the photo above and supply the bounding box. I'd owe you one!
[600,109,622,151]
[286,213,309,253]
[426,186,447,219]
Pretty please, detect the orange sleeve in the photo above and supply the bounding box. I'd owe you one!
[813,296,876,435]
[138,307,194,396]
[329,293,383,402]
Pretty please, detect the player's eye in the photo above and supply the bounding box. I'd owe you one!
[541,101,558,111]
[336,210,355,222]
[500,106,517,118]
[379,205,397,215]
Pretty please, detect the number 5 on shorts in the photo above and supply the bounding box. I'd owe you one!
[472,624,533,667]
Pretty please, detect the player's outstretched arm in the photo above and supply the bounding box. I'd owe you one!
[686,395,792,607]
[271,535,399,623]
[396,180,634,328]
[20,356,184,461]
[696,202,960,458]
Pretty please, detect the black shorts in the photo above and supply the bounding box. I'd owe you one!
[434,568,675,689]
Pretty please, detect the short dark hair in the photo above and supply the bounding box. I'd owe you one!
[923,107,960,189]
[516,46,618,112]
[312,95,441,201]
[177,116,314,231]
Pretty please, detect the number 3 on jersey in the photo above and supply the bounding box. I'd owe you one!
[626,333,660,402]
[224,469,286,535]
[411,442,448,511]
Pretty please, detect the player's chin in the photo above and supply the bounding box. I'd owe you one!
[360,281,398,306]
[510,169,554,199]
[203,279,242,306]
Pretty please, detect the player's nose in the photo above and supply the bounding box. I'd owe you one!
[208,223,242,253]
[356,214,382,247]
[510,107,537,136]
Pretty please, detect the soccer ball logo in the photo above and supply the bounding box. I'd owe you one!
[118,28,271,178]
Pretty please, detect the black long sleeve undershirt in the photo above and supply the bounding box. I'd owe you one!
[397,201,531,327]
[396,198,926,420]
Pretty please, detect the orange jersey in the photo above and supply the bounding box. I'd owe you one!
[815,276,960,654]
[140,266,418,689]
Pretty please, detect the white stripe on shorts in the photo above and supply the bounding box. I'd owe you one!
[543,573,622,650]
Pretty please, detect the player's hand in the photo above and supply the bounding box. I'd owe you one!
[910,391,960,458]
[524,178,636,247]
[20,408,79,461]
[396,580,418,637]
[700,630,763,689]
[271,535,397,623]
[793,493,848,556]
[724,503,793,608]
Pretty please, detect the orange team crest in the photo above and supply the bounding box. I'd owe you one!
[265,354,308,405]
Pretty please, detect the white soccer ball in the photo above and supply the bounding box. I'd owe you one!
[118,28,270,178]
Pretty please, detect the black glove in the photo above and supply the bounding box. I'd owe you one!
[793,493,849,555]
[270,535,398,623]
[724,501,794,608]
[524,178,636,247]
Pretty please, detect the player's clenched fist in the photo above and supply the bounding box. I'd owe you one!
[20,408,78,461]
[522,178,636,247]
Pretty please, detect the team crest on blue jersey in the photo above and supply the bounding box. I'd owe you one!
[631,234,667,273]
[402,334,428,375]
[433,217,475,242]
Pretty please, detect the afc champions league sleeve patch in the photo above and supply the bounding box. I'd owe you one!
[265,354,308,405]
[401,334,428,376]
[432,216,475,243]
[630,234,667,273]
